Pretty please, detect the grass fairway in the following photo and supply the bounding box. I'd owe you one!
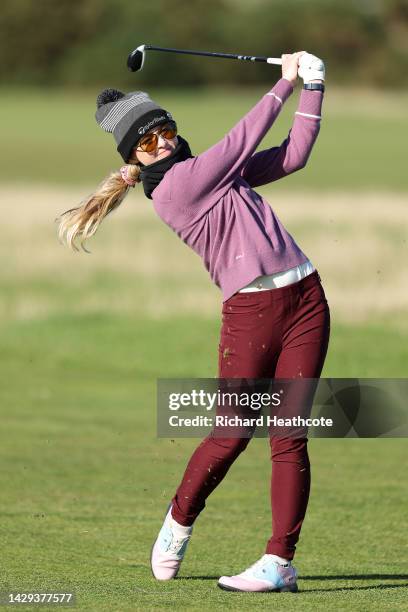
[1,79,407,610]
[1,313,408,610]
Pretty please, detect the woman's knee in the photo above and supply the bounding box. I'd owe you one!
[209,435,251,458]
[270,436,309,462]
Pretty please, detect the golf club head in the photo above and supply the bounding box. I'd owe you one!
[127,45,146,72]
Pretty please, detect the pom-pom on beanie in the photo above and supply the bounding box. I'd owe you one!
[95,88,174,162]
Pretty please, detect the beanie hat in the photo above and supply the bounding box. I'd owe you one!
[95,88,174,162]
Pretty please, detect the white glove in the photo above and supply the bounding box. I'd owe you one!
[298,53,325,83]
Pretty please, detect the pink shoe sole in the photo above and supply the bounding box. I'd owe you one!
[218,576,298,593]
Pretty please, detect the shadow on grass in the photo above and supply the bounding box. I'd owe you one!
[301,583,408,594]
[182,574,408,581]
[178,574,408,593]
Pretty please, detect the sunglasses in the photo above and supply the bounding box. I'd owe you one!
[136,122,178,153]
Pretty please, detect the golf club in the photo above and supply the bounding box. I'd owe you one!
[127,44,283,72]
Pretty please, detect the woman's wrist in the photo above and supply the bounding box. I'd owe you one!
[282,76,296,88]
[282,77,324,87]
[281,77,324,88]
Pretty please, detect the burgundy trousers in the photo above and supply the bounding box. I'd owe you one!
[170,270,330,560]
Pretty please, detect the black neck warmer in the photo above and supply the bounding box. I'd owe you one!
[139,135,193,199]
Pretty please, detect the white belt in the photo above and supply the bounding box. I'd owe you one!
[238,260,315,292]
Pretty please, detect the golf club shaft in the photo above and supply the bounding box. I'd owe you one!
[143,44,282,65]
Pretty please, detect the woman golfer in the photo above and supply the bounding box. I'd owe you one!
[58,51,329,593]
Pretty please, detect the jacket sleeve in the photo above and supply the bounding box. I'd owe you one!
[240,89,324,187]
[171,78,294,204]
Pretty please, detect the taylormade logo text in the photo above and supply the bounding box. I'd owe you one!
[138,112,173,135]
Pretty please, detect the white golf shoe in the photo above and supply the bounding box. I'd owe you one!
[218,554,298,592]
[150,504,193,580]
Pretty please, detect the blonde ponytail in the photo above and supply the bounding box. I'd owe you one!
[56,159,141,252]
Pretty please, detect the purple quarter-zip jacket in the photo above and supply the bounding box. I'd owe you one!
[151,78,324,301]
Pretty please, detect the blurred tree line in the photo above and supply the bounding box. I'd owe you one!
[1,0,407,88]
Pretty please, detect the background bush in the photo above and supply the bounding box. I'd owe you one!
[1,0,407,88]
